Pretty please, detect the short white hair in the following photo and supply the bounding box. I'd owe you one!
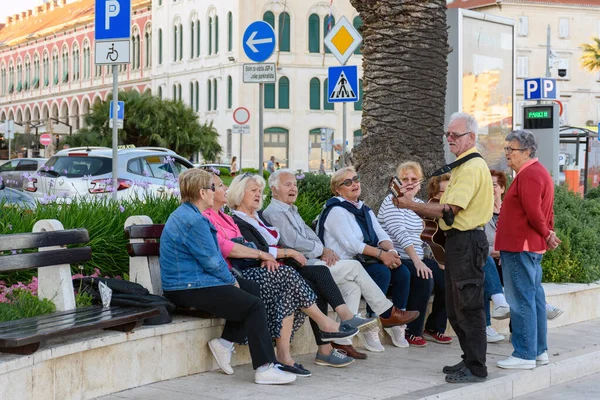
[227,173,266,210]
[268,168,295,189]
[449,112,479,137]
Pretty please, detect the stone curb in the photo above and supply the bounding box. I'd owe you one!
[398,346,600,400]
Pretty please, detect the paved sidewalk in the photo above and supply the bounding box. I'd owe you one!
[99,318,600,400]
[515,371,600,399]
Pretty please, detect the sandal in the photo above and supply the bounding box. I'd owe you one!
[445,367,486,383]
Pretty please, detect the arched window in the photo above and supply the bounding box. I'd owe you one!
[213,78,217,110]
[72,44,80,80]
[227,75,233,109]
[62,46,69,82]
[308,14,320,53]
[215,15,219,54]
[145,25,152,67]
[207,79,212,110]
[179,23,183,60]
[132,29,141,69]
[195,81,199,112]
[178,83,182,101]
[53,49,59,84]
[173,24,178,61]
[264,127,289,168]
[323,78,333,110]
[8,61,14,93]
[324,16,335,54]
[43,51,49,86]
[353,16,363,55]
[228,12,233,52]
[264,82,275,109]
[158,29,163,64]
[16,61,22,92]
[354,79,363,111]
[190,20,195,58]
[263,11,275,28]
[353,129,363,146]
[278,12,290,52]
[196,21,201,57]
[33,54,40,88]
[173,84,177,100]
[208,17,213,55]
[189,81,194,108]
[158,85,163,99]
[278,77,289,109]
[1,65,6,95]
[309,78,320,110]
[24,57,31,89]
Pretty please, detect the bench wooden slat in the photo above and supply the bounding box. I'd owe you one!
[0,229,90,252]
[126,225,164,240]
[0,306,159,349]
[0,247,92,272]
[0,307,114,334]
[127,242,160,257]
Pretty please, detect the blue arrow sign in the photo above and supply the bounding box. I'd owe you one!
[95,0,132,41]
[242,21,276,63]
[109,101,125,120]
[328,66,359,103]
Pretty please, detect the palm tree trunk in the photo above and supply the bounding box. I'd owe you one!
[350,0,449,210]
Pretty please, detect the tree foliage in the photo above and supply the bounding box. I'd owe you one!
[65,90,222,161]
[581,37,600,72]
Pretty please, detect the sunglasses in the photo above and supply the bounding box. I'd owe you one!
[203,183,216,192]
[240,172,254,180]
[339,175,360,187]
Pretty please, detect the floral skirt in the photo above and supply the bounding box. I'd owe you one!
[241,264,316,341]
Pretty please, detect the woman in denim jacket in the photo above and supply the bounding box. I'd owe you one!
[159,168,296,385]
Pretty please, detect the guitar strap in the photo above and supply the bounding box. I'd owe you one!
[430,152,483,177]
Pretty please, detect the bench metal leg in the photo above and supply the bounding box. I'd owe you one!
[0,342,41,355]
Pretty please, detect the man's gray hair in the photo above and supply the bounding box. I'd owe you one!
[268,168,295,189]
[449,112,479,137]
[505,130,538,158]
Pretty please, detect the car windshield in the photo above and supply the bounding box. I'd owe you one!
[42,156,112,177]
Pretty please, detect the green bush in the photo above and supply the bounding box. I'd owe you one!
[218,167,231,177]
[0,289,56,322]
[241,167,270,180]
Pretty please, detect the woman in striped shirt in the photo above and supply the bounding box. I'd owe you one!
[378,162,452,347]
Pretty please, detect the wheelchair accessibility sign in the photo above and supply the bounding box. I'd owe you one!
[95,40,130,64]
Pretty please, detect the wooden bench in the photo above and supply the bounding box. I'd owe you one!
[0,219,159,355]
[124,217,213,318]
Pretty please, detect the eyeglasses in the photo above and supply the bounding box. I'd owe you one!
[339,175,360,187]
[504,147,527,154]
[444,131,472,140]
[203,183,216,192]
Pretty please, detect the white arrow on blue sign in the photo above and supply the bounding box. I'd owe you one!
[95,0,132,41]
[524,78,557,101]
[242,21,276,63]
[109,101,125,120]
[328,66,359,103]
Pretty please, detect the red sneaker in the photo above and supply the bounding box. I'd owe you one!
[406,334,427,347]
[423,329,453,344]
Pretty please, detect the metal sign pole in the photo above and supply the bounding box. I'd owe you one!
[239,131,243,172]
[112,65,119,201]
[342,102,347,167]
[259,83,264,175]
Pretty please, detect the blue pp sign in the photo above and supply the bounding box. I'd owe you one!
[328,66,359,103]
[524,78,557,101]
[95,0,132,41]
[242,21,276,62]
[109,101,125,120]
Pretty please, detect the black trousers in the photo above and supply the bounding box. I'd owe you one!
[424,259,448,334]
[164,277,276,370]
[295,264,346,346]
[444,229,488,378]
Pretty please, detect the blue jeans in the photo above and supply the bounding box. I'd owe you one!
[363,262,410,315]
[500,251,547,360]
[484,255,504,326]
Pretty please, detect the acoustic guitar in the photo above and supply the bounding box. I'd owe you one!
[388,177,446,267]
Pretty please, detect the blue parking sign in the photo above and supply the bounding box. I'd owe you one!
[95,0,132,41]
[328,66,359,103]
[110,101,125,120]
[524,78,557,101]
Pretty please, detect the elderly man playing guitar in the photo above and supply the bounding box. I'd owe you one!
[377,161,451,348]
[391,112,493,384]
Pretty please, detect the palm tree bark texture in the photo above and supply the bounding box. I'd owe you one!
[349,0,450,211]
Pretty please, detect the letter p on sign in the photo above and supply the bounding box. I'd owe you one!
[105,0,120,30]
[526,80,538,100]
[543,79,555,98]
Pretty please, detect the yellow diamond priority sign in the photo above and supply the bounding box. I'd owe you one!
[324,16,363,65]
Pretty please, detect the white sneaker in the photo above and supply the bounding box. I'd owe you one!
[497,356,536,369]
[255,364,297,385]
[546,304,564,320]
[208,338,234,375]
[384,325,409,348]
[359,327,385,352]
[536,351,549,366]
[491,304,511,320]
[486,326,505,343]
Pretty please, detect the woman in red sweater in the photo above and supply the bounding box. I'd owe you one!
[495,130,561,370]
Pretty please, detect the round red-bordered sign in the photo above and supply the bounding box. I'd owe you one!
[233,107,250,125]
[40,133,52,146]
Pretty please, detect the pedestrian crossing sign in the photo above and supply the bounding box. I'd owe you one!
[328,65,359,103]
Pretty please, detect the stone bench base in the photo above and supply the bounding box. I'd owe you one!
[1,282,598,399]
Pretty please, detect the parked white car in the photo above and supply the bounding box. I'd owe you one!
[23,147,193,202]
[0,158,47,190]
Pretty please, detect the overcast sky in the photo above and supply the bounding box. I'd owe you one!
[0,0,55,24]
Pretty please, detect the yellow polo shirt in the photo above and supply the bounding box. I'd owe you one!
[439,147,494,231]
